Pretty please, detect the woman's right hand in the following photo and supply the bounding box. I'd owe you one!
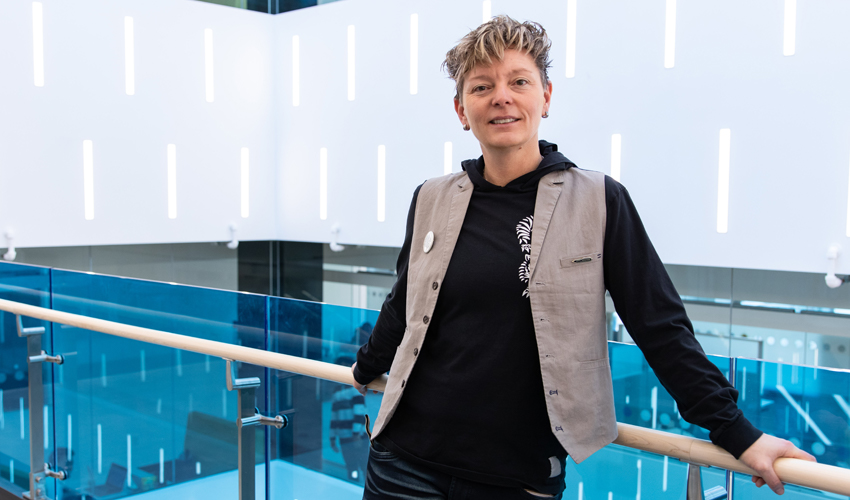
[352,362,369,395]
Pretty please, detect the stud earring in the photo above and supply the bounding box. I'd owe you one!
[542,111,549,118]
[463,124,471,131]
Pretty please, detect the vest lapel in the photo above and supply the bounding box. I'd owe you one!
[528,170,565,278]
[440,175,474,268]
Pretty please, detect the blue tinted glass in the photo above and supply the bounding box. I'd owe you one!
[609,342,715,442]
[0,262,52,493]
[49,270,267,499]
[734,473,832,499]
[736,358,850,468]
[267,297,379,499]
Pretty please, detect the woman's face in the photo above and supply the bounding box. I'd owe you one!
[454,49,552,155]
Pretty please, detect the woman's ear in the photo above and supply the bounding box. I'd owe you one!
[454,97,466,128]
[543,80,553,115]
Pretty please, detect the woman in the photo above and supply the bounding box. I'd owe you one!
[352,16,813,500]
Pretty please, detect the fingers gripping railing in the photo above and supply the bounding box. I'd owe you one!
[2,297,848,499]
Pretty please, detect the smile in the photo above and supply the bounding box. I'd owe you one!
[490,118,519,124]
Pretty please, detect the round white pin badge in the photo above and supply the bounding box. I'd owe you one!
[423,231,435,253]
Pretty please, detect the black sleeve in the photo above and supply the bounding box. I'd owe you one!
[603,176,762,458]
[353,184,422,385]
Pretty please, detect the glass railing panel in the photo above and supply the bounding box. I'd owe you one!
[609,342,725,442]
[567,444,725,499]
[267,297,379,499]
[733,474,844,499]
[48,269,268,499]
[0,262,54,496]
[735,358,850,468]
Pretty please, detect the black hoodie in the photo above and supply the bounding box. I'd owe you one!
[356,140,761,494]
[375,141,572,494]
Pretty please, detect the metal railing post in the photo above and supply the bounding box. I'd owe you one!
[17,315,65,500]
[226,360,286,500]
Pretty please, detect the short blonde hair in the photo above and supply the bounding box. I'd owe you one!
[443,15,552,102]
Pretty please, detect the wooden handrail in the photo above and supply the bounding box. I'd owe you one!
[1,297,848,495]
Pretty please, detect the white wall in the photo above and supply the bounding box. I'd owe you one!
[273,0,850,275]
[0,0,278,248]
[2,0,850,275]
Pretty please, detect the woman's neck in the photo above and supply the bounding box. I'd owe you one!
[480,139,543,187]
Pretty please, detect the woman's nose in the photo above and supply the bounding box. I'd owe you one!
[491,84,512,105]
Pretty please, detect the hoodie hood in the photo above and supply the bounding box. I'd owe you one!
[461,140,575,192]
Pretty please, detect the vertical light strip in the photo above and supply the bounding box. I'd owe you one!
[664,0,676,68]
[204,29,214,102]
[97,424,102,473]
[482,0,492,23]
[126,435,132,487]
[32,2,44,87]
[565,0,577,78]
[636,459,642,500]
[319,148,328,220]
[159,449,165,484]
[167,144,177,219]
[409,14,418,95]
[783,0,796,56]
[377,145,386,222]
[241,147,249,218]
[347,25,355,101]
[292,35,300,106]
[444,142,453,175]
[83,140,94,220]
[845,150,850,237]
[716,128,731,234]
[67,414,72,458]
[124,17,135,95]
[610,134,622,182]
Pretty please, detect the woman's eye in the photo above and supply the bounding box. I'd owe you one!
[473,85,487,92]
[515,79,528,86]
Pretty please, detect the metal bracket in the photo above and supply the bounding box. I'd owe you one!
[29,351,64,365]
[240,407,287,430]
[21,471,46,500]
[44,463,67,481]
[225,359,261,391]
[16,315,46,337]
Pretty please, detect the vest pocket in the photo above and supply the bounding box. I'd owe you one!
[559,252,602,268]
[557,252,604,295]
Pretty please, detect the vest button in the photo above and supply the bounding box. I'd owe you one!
[432,281,438,290]
[423,315,430,324]
[413,348,419,356]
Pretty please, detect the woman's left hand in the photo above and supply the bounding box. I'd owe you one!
[738,433,816,495]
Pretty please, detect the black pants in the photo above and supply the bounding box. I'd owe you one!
[363,441,562,500]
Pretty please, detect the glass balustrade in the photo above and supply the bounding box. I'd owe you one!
[0,260,848,500]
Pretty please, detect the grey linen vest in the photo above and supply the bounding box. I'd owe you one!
[371,167,617,464]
